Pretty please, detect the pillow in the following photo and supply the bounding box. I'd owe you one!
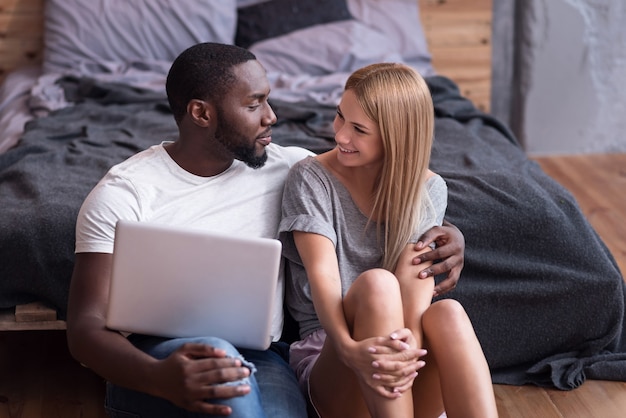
[239,0,434,77]
[250,20,403,76]
[347,0,434,75]
[43,0,238,74]
[235,0,353,49]
[236,0,270,6]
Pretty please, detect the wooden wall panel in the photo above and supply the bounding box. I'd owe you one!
[0,0,492,112]
[419,0,492,112]
[0,0,44,79]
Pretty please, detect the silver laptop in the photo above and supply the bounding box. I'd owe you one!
[106,219,282,350]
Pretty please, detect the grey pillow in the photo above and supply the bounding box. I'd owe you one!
[250,20,402,76]
[235,0,352,49]
[347,0,434,75]
[43,0,238,74]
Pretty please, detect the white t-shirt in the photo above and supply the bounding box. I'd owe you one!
[76,142,313,341]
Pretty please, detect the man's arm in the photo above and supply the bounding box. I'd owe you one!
[411,220,465,297]
[66,252,251,415]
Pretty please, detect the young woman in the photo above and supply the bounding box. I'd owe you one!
[279,63,498,418]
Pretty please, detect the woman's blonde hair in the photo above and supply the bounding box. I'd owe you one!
[345,63,435,271]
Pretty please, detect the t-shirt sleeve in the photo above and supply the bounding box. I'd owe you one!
[278,159,337,264]
[75,174,141,254]
[410,174,448,243]
[430,174,448,226]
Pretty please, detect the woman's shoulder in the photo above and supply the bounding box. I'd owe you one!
[285,155,341,199]
[426,170,446,186]
[289,154,326,176]
[425,171,447,199]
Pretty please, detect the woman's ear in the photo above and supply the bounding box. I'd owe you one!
[187,99,212,127]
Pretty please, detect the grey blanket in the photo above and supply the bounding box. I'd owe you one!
[0,75,624,389]
[427,76,626,389]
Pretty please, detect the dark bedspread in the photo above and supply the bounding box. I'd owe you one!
[0,75,624,389]
[0,77,177,313]
[427,76,626,389]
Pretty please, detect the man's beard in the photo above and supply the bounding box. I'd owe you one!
[214,111,268,169]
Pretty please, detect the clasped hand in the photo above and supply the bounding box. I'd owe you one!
[343,328,426,398]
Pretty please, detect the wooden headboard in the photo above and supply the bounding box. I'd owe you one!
[0,0,492,111]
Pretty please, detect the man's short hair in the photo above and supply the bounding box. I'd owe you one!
[166,42,257,123]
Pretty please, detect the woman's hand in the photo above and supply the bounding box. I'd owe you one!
[339,329,426,398]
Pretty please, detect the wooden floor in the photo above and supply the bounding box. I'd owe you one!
[0,330,107,418]
[1,153,625,418]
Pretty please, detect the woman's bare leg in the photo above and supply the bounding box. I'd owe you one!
[309,269,414,418]
[410,354,445,418]
[420,299,498,418]
[393,244,436,356]
[395,244,447,418]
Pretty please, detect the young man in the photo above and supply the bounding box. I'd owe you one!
[66,42,465,417]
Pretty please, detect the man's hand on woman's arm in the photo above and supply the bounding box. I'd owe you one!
[412,220,465,297]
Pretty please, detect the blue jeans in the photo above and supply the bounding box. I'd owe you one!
[105,335,307,418]
[238,343,307,418]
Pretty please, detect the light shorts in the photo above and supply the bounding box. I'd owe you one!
[289,328,327,390]
[289,328,327,417]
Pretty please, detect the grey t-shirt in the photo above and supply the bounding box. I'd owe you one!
[279,156,448,339]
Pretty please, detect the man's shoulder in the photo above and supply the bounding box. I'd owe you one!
[112,144,162,168]
[267,144,314,166]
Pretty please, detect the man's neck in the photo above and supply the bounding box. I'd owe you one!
[163,140,234,177]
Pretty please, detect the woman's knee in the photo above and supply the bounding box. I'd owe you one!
[351,268,401,300]
[423,299,472,333]
[344,269,402,320]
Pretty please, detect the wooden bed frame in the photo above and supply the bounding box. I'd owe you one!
[0,302,66,331]
[0,0,493,331]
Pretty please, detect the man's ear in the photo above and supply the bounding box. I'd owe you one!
[187,99,212,127]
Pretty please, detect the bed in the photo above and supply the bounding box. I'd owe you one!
[0,0,625,391]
